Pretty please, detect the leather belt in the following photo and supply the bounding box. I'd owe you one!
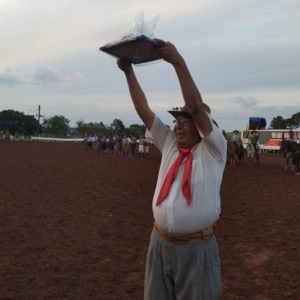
[153,222,216,244]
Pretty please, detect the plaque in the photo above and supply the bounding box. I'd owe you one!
[100,35,162,64]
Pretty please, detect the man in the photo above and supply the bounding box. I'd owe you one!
[130,134,137,157]
[231,130,241,143]
[250,130,259,143]
[287,130,295,141]
[117,39,227,300]
[248,130,260,163]
[249,130,259,151]
[231,130,243,160]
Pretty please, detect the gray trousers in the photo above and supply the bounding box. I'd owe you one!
[144,232,222,300]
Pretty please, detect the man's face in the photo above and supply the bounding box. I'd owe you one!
[173,117,201,147]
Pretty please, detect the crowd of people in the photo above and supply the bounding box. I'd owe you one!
[83,134,151,158]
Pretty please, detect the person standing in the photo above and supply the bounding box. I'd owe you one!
[122,135,130,156]
[249,130,260,163]
[231,130,244,160]
[231,130,241,143]
[130,135,137,157]
[138,136,146,158]
[117,39,227,300]
[287,130,295,141]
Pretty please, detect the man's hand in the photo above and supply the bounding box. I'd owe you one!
[117,58,132,74]
[153,39,184,66]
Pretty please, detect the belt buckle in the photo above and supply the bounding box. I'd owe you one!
[201,226,214,240]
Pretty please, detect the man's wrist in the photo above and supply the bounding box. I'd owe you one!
[172,56,187,70]
[124,65,133,75]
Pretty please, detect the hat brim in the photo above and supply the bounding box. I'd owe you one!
[168,110,191,119]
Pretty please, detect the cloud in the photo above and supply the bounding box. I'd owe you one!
[32,65,61,83]
[29,65,86,87]
[232,96,258,109]
[1,65,86,89]
[1,0,300,132]
[0,69,21,86]
[64,72,85,84]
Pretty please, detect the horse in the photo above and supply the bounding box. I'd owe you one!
[283,150,295,171]
[279,140,300,175]
[227,141,245,166]
[246,143,260,166]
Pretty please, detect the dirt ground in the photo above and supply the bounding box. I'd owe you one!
[0,141,299,300]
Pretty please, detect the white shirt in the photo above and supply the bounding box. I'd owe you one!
[150,115,227,234]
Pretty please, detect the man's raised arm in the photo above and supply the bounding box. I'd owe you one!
[155,39,213,136]
[117,59,154,130]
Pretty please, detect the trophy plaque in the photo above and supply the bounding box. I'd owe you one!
[100,35,162,64]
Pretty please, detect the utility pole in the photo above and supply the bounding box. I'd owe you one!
[36,104,44,124]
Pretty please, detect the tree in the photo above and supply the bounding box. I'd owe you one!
[270,116,288,129]
[76,120,92,136]
[42,115,69,137]
[270,112,300,129]
[0,109,40,135]
[110,119,125,135]
[76,120,109,136]
[87,122,108,135]
[129,123,146,137]
[286,118,297,129]
[291,112,300,128]
[23,114,42,135]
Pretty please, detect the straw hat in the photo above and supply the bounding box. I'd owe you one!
[168,103,211,119]
[168,106,191,119]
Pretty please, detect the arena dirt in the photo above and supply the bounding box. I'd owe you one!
[0,141,299,299]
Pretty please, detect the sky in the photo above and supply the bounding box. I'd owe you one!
[1,0,299,131]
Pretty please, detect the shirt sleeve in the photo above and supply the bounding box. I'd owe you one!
[197,115,227,162]
[149,115,171,152]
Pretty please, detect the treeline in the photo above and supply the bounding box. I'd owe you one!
[0,109,146,138]
[1,109,300,139]
[270,112,300,129]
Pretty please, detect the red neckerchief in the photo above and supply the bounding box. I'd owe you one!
[156,145,194,206]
